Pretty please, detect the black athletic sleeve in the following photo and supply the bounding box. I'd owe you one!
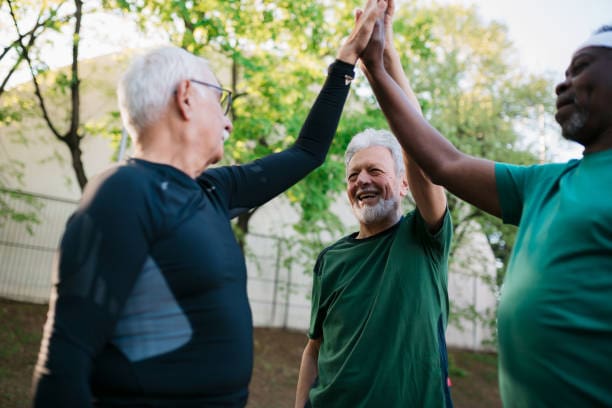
[199,60,355,214]
[31,168,156,407]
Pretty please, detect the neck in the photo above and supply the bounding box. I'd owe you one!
[356,212,401,239]
[132,121,208,179]
[583,128,612,154]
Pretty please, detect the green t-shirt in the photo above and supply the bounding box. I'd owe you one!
[496,149,612,407]
[308,209,453,407]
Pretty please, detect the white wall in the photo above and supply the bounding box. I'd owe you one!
[0,54,498,350]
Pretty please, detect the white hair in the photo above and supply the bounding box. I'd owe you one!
[344,129,405,177]
[117,46,211,140]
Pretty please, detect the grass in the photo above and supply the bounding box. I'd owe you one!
[0,298,500,407]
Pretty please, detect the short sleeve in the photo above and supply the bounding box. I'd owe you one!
[412,207,453,264]
[308,254,326,340]
[495,162,530,225]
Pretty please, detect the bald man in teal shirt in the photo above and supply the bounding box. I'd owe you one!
[361,18,612,406]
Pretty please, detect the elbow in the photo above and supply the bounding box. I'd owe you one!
[423,150,465,186]
[420,160,447,186]
[305,152,326,171]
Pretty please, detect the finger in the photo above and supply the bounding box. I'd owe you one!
[361,0,387,25]
[354,8,363,24]
[362,0,376,13]
[376,0,389,18]
[387,0,395,17]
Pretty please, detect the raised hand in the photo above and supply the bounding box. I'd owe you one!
[337,0,388,65]
[357,0,399,72]
[382,0,398,63]
[359,15,386,71]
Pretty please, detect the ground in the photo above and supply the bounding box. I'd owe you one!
[0,298,500,407]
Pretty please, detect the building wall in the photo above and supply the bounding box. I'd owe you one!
[0,55,498,350]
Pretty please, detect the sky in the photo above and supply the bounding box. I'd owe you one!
[6,0,612,159]
[438,0,612,79]
[433,0,612,160]
[10,0,612,85]
[93,0,612,160]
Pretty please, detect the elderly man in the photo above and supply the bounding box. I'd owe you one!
[362,15,612,407]
[31,1,389,406]
[295,3,453,407]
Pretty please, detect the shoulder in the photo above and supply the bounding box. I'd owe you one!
[496,160,577,186]
[398,209,452,255]
[313,234,355,276]
[88,162,154,193]
[79,161,162,217]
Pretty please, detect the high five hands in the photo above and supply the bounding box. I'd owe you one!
[337,0,388,65]
[358,6,386,73]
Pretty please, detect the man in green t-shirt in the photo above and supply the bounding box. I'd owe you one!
[295,3,453,407]
[361,10,612,407]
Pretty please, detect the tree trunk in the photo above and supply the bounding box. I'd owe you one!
[68,139,87,191]
[236,210,256,253]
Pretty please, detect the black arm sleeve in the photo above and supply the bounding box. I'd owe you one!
[32,169,155,407]
[200,60,355,214]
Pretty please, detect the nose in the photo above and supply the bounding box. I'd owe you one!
[356,170,371,186]
[224,115,233,134]
[555,76,570,96]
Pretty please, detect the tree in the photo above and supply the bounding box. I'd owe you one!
[2,1,557,341]
[1,0,103,191]
[0,0,72,230]
[103,0,378,248]
[391,3,555,342]
[403,3,554,276]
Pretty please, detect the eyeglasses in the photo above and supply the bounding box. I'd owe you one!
[190,79,233,115]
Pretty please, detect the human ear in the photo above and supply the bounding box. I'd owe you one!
[175,80,193,120]
[399,175,409,197]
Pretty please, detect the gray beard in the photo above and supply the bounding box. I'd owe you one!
[561,107,588,140]
[351,197,399,225]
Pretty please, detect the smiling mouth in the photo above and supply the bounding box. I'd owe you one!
[356,191,379,204]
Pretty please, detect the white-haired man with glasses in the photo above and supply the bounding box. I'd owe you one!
[31,1,389,406]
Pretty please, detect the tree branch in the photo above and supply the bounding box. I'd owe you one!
[1,2,69,63]
[7,0,63,140]
[69,0,83,136]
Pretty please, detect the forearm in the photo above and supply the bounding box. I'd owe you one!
[366,63,500,216]
[379,49,448,226]
[32,296,112,407]
[32,338,93,407]
[295,343,319,408]
[294,60,354,164]
[367,64,460,181]
[405,153,447,231]
[216,61,354,211]
[383,49,422,115]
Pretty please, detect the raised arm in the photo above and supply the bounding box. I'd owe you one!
[360,0,446,230]
[201,0,388,214]
[360,18,501,218]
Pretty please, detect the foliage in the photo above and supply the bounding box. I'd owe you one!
[1,0,91,190]
[2,0,558,348]
[102,0,372,247]
[405,3,554,282]
[0,0,70,227]
[396,3,555,345]
[0,167,42,234]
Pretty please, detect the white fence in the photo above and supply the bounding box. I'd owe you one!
[0,189,496,350]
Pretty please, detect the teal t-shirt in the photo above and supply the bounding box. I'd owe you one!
[495,149,612,407]
[308,209,453,407]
